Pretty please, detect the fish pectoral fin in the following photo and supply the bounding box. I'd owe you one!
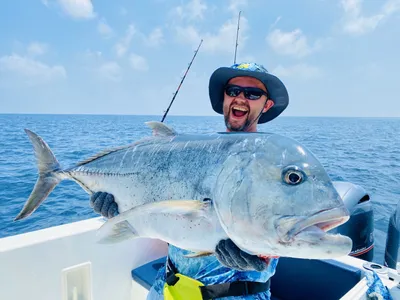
[96,215,139,244]
[96,199,212,244]
[184,251,214,258]
[145,121,177,137]
[137,199,212,217]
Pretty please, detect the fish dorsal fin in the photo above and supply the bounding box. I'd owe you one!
[76,145,129,166]
[145,121,177,137]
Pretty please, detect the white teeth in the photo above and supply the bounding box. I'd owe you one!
[232,106,248,112]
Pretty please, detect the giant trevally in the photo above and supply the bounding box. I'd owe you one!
[14,121,352,259]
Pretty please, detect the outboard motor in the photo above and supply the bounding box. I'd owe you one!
[384,199,400,270]
[330,181,374,262]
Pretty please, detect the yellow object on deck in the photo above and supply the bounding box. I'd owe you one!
[163,273,205,300]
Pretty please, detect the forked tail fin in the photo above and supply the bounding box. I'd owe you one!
[14,129,63,221]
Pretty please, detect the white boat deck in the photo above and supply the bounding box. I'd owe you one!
[1,217,399,300]
[0,217,168,300]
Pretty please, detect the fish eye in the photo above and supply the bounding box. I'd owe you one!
[282,166,306,185]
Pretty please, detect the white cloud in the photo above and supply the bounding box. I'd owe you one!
[271,63,322,80]
[340,0,400,35]
[98,62,122,82]
[115,24,135,57]
[41,0,95,19]
[171,0,207,21]
[97,19,113,38]
[170,0,250,56]
[143,28,164,47]
[129,53,148,71]
[228,0,248,14]
[0,54,66,85]
[383,0,400,14]
[175,15,249,55]
[27,42,48,56]
[58,0,95,19]
[175,26,201,45]
[267,28,323,58]
[79,50,122,82]
[83,49,103,61]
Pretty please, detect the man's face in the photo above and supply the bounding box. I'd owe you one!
[223,76,274,132]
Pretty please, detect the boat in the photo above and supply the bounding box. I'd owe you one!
[1,180,400,300]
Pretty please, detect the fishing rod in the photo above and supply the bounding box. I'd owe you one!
[233,11,241,64]
[161,39,203,123]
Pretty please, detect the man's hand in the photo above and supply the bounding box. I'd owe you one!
[90,191,119,219]
[215,239,272,272]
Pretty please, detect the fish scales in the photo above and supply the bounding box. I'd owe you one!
[14,122,353,260]
[64,133,251,213]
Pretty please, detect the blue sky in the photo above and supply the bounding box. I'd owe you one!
[0,0,399,117]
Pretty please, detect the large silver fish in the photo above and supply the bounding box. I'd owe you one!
[14,121,352,259]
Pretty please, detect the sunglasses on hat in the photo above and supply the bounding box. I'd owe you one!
[224,84,268,100]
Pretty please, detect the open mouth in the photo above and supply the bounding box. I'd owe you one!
[231,105,249,118]
[280,207,350,243]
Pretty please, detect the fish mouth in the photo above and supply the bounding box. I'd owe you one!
[279,206,350,243]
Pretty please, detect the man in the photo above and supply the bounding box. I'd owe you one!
[90,62,289,299]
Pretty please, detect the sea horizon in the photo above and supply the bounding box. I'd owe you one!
[0,112,399,119]
[1,114,399,266]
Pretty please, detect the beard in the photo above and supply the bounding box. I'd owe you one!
[224,114,252,131]
[224,100,253,131]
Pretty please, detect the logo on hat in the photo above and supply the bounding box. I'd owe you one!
[232,62,269,74]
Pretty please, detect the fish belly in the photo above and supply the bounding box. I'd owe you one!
[126,208,227,252]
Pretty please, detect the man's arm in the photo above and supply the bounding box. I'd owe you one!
[90,192,271,272]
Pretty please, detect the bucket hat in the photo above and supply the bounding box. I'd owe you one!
[208,62,289,123]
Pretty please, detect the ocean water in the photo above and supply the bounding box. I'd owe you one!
[0,114,399,265]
